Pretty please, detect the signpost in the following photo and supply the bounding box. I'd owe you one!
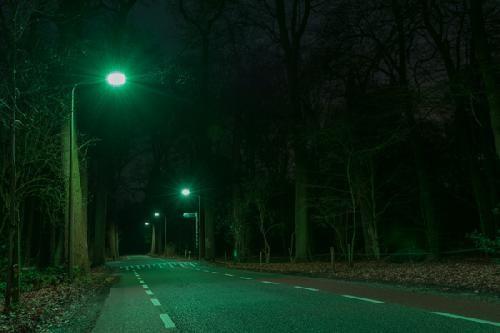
[182,212,199,257]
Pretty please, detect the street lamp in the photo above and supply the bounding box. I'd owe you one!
[106,71,127,87]
[145,222,150,226]
[67,71,126,279]
[180,188,201,259]
[154,211,160,217]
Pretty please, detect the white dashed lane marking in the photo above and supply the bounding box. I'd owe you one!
[261,281,280,285]
[160,313,176,329]
[342,295,383,303]
[432,312,500,327]
[294,286,319,292]
[131,262,500,330]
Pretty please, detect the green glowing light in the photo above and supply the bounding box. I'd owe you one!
[181,188,191,196]
[106,71,126,87]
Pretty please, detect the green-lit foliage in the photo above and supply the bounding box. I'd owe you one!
[468,231,500,256]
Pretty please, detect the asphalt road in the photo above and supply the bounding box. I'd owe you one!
[92,255,500,333]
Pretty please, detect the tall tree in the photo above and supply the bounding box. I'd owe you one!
[273,0,313,260]
[177,0,226,259]
[470,0,500,162]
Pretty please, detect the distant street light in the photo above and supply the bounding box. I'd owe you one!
[180,188,201,259]
[154,211,160,217]
[67,71,126,279]
[145,222,150,226]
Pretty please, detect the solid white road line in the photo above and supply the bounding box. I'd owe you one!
[150,298,161,306]
[342,295,383,304]
[240,277,253,280]
[304,287,319,292]
[142,284,149,289]
[160,313,176,329]
[432,312,500,327]
[224,273,234,277]
[145,290,154,295]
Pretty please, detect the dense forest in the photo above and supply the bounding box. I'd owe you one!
[1,0,499,311]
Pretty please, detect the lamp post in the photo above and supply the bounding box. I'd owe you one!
[153,211,167,255]
[181,188,201,259]
[67,71,126,279]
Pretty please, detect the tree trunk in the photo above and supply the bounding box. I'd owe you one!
[23,199,35,266]
[93,178,107,266]
[62,118,90,274]
[150,224,156,255]
[5,204,20,310]
[53,223,65,266]
[455,96,498,238]
[204,202,215,260]
[354,159,380,259]
[294,149,309,261]
[396,0,440,256]
[232,184,248,260]
[199,200,205,260]
[155,221,161,255]
[5,73,20,309]
[79,159,89,272]
[273,0,312,262]
[107,222,118,260]
[49,219,56,265]
[346,155,357,266]
[470,0,500,161]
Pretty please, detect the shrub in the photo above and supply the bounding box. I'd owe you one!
[20,266,66,292]
[467,231,500,256]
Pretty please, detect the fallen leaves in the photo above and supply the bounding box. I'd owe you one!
[0,268,116,333]
[221,259,500,294]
